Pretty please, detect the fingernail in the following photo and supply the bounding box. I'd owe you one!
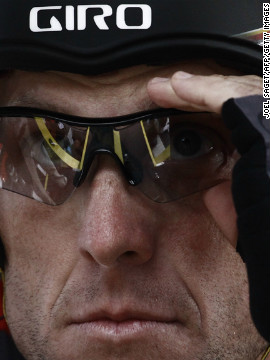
[149,77,169,84]
[174,71,193,79]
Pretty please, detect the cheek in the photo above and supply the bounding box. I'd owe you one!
[203,182,238,247]
[0,196,74,263]
[0,192,81,319]
[161,195,250,335]
[159,197,218,260]
[159,194,244,299]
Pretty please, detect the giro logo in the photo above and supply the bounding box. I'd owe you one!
[29,4,152,32]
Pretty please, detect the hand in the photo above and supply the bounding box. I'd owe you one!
[147,71,263,114]
[147,72,262,246]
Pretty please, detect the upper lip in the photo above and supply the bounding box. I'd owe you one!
[70,308,178,324]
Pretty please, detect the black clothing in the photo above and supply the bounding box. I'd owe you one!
[223,95,270,342]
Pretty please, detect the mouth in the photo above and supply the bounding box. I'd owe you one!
[68,310,182,342]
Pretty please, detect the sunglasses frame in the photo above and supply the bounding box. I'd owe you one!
[0,106,230,205]
[0,106,184,127]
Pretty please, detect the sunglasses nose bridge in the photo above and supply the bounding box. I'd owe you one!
[73,146,142,189]
[74,122,144,188]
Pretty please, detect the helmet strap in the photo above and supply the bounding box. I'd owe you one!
[0,268,7,320]
[261,346,270,360]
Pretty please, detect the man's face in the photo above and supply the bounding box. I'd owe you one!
[0,61,267,360]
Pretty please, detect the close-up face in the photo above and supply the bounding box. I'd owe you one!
[0,61,267,360]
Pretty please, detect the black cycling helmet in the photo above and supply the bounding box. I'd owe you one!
[0,0,263,76]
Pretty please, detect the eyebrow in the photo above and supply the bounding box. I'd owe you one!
[8,92,159,117]
[8,94,70,114]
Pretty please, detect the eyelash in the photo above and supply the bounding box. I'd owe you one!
[170,123,228,161]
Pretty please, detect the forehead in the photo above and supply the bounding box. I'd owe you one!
[0,60,239,117]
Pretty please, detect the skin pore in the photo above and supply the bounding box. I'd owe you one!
[0,61,266,360]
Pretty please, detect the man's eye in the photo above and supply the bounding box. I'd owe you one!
[172,128,214,159]
[170,124,225,162]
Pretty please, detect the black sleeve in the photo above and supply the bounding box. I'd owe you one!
[222,95,270,342]
[0,331,25,360]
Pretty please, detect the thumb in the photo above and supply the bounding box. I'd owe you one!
[203,181,238,247]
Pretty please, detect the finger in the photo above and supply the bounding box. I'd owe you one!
[203,181,238,247]
[171,72,262,113]
[147,72,263,114]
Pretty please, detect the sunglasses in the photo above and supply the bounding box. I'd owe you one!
[0,107,236,205]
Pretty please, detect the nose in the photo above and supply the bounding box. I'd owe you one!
[77,156,157,267]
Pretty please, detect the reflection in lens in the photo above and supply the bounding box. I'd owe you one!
[0,111,236,205]
[0,116,89,205]
[133,114,235,202]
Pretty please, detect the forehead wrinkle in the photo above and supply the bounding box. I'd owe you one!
[2,67,162,116]
[8,93,67,114]
[6,89,159,117]
[6,73,159,116]
[1,66,170,116]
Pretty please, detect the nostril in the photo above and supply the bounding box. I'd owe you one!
[125,251,136,257]
[117,249,152,266]
[117,250,139,264]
